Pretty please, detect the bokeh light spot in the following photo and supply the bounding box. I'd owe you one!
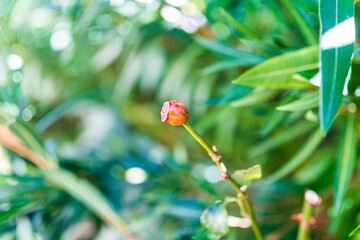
[125,167,147,184]
[50,30,72,51]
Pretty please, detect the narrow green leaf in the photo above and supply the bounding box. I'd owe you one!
[334,115,357,213]
[43,169,129,233]
[218,8,261,40]
[349,223,360,237]
[279,0,317,45]
[230,88,278,107]
[319,0,355,133]
[194,37,266,62]
[277,91,319,111]
[264,129,323,183]
[200,201,229,238]
[199,59,260,76]
[249,121,315,158]
[232,46,319,89]
[232,165,262,186]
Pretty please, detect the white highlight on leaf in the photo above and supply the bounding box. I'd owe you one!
[310,72,321,87]
[321,17,355,50]
[342,67,352,96]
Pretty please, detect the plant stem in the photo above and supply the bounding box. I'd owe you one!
[183,122,264,240]
[297,190,320,240]
[297,200,314,240]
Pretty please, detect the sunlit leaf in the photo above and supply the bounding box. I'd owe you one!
[233,164,262,186]
[334,115,357,213]
[233,46,319,89]
[319,0,355,133]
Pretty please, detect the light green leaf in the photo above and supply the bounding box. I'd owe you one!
[277,91,319,111]
[232,165,262,186]
[334,115,357,213]
[200,201,229,238]
[43,169,129,234]
[319,0,355,133]
[264,129,323,183]
[233,46,319,89]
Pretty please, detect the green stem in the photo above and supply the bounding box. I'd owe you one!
[183,122,264,240]
[297,197,315,240]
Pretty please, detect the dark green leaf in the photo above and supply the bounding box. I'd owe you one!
[319,0,355,133]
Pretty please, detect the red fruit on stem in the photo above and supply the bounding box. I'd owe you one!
[161,100,189,126]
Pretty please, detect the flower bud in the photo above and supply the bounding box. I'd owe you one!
[161,100,189,126]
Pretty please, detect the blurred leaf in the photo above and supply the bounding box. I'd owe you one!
[334,115,357,213]
[279,0,317,45]
[292,148,334,185]
[233,46,319,89]
[349,223,360,237]
[264,129,323,183]
[277,91,319,111]
[36,91,102,133]
[43,169,129,234]
[200,201,229,238]
[249,121,315,158]
[218,7,261,40]
[0,203,28,224]
[230,88,278,107]
[319,0,355,133]
[200,59,260,76]
[232,164,262,186]
[194,37,266,62]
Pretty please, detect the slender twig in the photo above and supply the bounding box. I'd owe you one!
[183,122,264,240]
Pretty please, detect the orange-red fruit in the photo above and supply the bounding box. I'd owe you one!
[161,100,189,126]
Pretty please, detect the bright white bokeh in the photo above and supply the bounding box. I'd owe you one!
[110,0,125,7]
[125,167,147,184]
[7,54,24,70]
[50,29,72,51]
[165,0,188,7]
[160,6,183,25]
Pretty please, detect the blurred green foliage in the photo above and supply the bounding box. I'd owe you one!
[0,0,359,239]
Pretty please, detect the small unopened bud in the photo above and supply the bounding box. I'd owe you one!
[161,100,189,126]
[240,185,247,192]
[220,173,229,181]
[305,190,322,208]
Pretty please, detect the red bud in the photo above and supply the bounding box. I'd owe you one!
[161,100,189,126]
